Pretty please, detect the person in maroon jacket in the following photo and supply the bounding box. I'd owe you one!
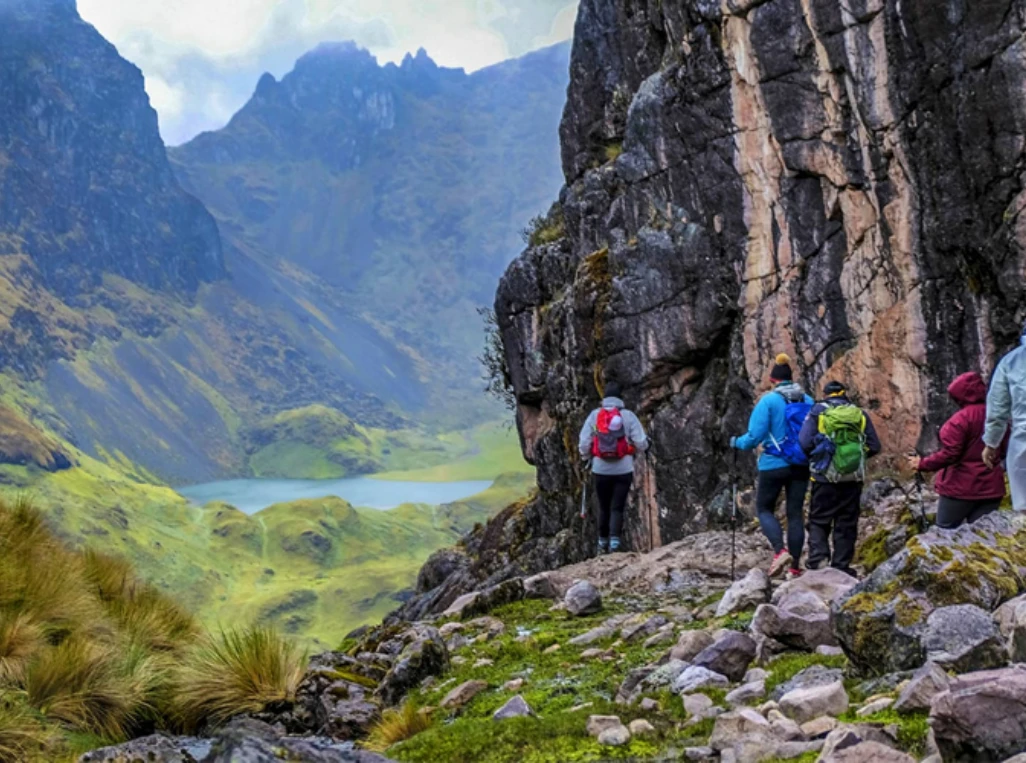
[910,372,1009,528]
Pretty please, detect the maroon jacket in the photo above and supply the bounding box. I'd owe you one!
[919,372,1009,500]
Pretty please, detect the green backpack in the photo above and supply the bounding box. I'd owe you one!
[818,404,866,479]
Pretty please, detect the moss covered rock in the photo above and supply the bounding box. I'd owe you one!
[833,513,1026,676]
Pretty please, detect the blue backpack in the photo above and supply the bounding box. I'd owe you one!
[764,395,813,466]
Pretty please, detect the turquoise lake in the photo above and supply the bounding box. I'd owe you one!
[177,477,494,516]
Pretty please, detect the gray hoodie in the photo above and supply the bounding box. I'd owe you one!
[578,397,649,476]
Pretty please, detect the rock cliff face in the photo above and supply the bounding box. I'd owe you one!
[493,0,1026,560]
[0,0,223,297]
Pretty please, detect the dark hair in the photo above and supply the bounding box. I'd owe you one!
[603,381,623,399]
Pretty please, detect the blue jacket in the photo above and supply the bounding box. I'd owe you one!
[733,382,813,471]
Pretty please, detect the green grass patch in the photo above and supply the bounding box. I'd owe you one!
[836,709,930,755]
[372,423,532,482]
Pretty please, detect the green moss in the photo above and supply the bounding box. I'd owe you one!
[836,709,930,755]
[327,670,379,689]
[854,526,892,574]
[604,143,623,163]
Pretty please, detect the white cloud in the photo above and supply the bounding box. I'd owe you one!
[77,0,578,145]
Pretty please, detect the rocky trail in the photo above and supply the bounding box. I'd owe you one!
[84,480,1026,763]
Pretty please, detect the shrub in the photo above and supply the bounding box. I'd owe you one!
[364,701,432,752]
[478,308,515,413]
[520,206,565,247]
[173,627,306,729]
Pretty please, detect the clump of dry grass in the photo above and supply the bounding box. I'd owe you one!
[363,701,432,752]
[0,693,52,763]
[0,498,310,757]
[173,627,307,730]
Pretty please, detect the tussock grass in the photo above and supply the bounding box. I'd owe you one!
[364,701,432,752]
[0,694,52,763]
[0,498,308,758]
[174,627,306,729]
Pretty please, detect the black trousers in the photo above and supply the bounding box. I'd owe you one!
[936,496,1001,529]
[755,466,809,564]
[594,473,633,539]
[808,481,862,574]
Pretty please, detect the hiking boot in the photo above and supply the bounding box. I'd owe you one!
[609,537,622,553]
[786,568,803,580]
[806,559,826,571]
[768,549,793,578]
[597,538,610,555]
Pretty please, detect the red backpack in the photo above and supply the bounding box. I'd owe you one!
[591,407,635,460]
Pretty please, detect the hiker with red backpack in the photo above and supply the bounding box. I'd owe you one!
[578,382,649,554]
[729,354,814,579]
[798,381,881,577]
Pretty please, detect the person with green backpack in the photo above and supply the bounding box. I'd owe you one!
[798,380,881,577]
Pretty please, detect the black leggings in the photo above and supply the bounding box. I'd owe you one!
[594,473,633,539]
[755,466,809,564]
[936,497,1001,529]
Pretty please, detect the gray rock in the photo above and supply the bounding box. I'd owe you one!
[377,625,449,706]
[85,720,397,763]
[800,716,837,738]
[682,692,715,717]
[930,666,1026,761]
[744,668,768,684]
[79,736,210,763]
[819,724,901,759]
[442,578,525,620]
[440,679,488,709]
[628,718,655,736]
[672,630,716,662]
[766,709,803,741]
[752,593,837,651]
[597,725,631,746]
[586,714,625,737]
[770,665,845,701]
[673,665,730,694]
[640,659,690,691]
[692,631,757,682]
[493,695,535,720]
[569,625,615,646]
[772,568,858,609]
[639,697,660,711]
[725,680,766,706]
[893,662,949,714]
[643,629,676,648]
[716,568,772,617]
[709,708,773,751]
[816,645,844,657]
[779,680,849,724]
[523,572,557,599]
[622,614,668,643]
[923,604,1008,673]
[819,741,915,762]
[856,697,894,717]
[616,665,655,704]
[682,746,715,761]
[565,580,602,616]
[994,594,1026,663]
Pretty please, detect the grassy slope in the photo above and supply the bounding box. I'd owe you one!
[0,431,533,648]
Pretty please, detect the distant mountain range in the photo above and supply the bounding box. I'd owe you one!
[0,0,568,485]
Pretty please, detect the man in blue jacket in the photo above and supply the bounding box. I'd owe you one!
[730,354,813,579]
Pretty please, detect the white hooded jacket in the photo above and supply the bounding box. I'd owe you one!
[984,332,1026,510]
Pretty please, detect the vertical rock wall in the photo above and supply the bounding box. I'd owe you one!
[497,0,1026,558]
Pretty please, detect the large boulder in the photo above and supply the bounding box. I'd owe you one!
[751,593,837,652]
[930,666,1026,762]
[833,513,1026,675]
[922,604,1008,673]
[376,626,449,706]
[672,629,716,662]
[565,580,602,616]
[993,593,1026,662]
[716,568,772,617]
[692,631,757,682]
[819,741,915,763]
[772,568,858,609]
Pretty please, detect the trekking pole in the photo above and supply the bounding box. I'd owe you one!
[580,459,591,520]
[730,449,738,582]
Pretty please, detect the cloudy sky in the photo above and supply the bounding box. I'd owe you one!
[78,0,578,147]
